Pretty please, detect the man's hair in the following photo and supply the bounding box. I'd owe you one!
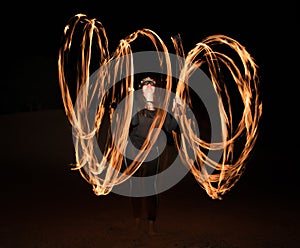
[138,77,157,88]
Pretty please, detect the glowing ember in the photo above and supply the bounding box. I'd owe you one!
[58,14,262,200]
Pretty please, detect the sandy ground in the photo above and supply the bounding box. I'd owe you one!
[0,110,299,248]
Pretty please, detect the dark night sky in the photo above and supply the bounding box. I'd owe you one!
[2,1,297,114]
[1,1,298,191]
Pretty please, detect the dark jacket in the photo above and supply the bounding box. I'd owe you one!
[129,108,179,150]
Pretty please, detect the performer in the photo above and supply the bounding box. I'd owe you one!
[124,76,182,235]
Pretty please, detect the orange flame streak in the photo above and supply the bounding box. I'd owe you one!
[58,14,262,199]
[172,35,263,199]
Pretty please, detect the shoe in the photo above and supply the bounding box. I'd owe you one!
[147,220,159,236]
[133,218,141,235]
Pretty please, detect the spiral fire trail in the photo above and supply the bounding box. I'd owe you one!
[58,14,262,199]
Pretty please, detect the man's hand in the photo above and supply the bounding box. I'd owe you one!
[172,96,184,112]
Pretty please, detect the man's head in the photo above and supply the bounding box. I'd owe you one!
[139,77,156,101]
[139,77,157,88]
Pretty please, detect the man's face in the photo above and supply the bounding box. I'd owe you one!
[142,83,155,94]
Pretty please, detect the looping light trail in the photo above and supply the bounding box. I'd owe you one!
[58,14,262,199]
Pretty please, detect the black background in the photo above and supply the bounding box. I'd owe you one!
[0,1,299,247]
[2,0,297,181]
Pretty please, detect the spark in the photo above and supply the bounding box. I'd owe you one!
[58,14,262,200]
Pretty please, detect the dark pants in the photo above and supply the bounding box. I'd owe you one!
[125,146,160,222]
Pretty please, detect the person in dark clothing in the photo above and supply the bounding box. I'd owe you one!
[124,76,182,235]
